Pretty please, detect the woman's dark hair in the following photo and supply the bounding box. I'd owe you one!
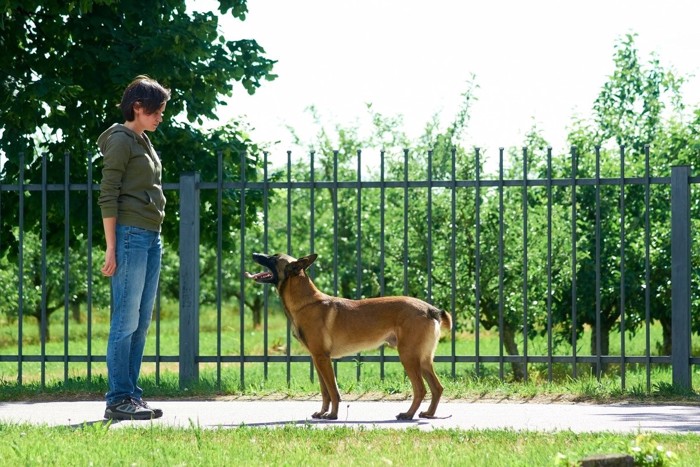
[119,75,171,121]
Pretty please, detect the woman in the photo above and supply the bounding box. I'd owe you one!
[98,75,171,420]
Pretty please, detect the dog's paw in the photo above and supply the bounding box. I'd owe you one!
[419,411,437,419]
[396,412,415,420]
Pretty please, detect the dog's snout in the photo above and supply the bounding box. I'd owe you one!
[252,252,270,263]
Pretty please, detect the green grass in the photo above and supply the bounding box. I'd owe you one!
[1,298,700,403]
[0,423,697,466]
[2,303,700,466]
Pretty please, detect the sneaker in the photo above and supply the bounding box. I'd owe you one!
[132,398,163,418]
[104,398,155,420]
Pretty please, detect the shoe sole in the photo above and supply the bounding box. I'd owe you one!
[104,411,155,421]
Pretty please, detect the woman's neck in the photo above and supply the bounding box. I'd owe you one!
[123,121,144,135]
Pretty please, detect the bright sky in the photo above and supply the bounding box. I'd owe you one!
[191,0,700,168]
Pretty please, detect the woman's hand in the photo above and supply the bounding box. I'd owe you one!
[101,217,117,277]
[101,247,116,277]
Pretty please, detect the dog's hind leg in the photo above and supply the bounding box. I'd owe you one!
[396,355,426,420]
[310,354,341,420]
[418,361,443,418]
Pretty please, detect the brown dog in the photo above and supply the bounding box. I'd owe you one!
[246,252,452,420]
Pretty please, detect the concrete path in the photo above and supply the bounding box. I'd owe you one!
[1,399,699,433]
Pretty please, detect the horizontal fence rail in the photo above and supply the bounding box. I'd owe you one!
[1,148,698,393]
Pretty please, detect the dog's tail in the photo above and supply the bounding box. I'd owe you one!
[429,307,453,330]
[439,309,452,330]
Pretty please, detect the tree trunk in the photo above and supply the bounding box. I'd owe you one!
[36,315,50,342]
[660,318,672,356]
[590,320,611,376]
[251,295,263,329]
[71,301,82,323]
[502,325,525,381]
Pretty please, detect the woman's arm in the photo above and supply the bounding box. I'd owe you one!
[101,216,117,277]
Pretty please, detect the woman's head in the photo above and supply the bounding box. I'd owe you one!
[120,75,171,122]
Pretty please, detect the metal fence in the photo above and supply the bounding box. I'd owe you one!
[1,148,698,391]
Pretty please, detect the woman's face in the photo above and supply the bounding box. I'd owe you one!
[134,102,166,133]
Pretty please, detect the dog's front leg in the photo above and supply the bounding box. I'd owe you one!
[310,356,331,418]
[311,354,340,420]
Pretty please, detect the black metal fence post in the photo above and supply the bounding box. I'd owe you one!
[671,165,691,390]
[179,172,200,388]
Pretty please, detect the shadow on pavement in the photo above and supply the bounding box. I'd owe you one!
[222,418,430,428]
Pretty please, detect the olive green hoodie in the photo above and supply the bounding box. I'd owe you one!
[97,123,166,232]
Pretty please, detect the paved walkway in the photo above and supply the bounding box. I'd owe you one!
[1,399,699,433]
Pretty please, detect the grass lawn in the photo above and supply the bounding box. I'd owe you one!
[2,297,699,402]
[2,301,699,467]
[0,424,697,466]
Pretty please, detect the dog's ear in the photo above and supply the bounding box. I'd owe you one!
[287,253,317,275]
[298,253,317,270]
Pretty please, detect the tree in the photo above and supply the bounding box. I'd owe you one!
[562,33,697,371]
[0,229,111,338]
[0,0,276,326]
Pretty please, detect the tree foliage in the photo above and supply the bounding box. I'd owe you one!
[271,35,700,381]
[0,0,276,324]
[1,0,276,249]
[563,33,699,364]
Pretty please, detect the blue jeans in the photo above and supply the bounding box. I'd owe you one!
[105,224,162,406]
